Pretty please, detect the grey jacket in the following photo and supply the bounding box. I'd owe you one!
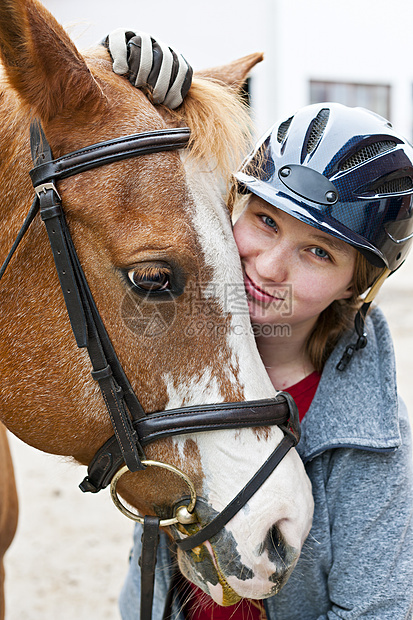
[119,307,413,620]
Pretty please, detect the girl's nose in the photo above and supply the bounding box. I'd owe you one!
[255,244,289,284]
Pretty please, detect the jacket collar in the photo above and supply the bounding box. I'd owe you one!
[297,307,401,463]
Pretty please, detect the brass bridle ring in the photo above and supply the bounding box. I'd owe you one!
[110,459,197,526]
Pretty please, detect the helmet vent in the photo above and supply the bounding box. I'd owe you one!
[277,116,294,143]
[306,108,330,154]
[341,141,396,171]
[374,176,413,195]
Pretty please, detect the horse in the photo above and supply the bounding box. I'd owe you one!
[0,424,18,620]
[0,0,313,614]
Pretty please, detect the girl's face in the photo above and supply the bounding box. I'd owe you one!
[233,195,357,334]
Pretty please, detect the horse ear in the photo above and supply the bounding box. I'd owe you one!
[194,52,264,91]
[0,0,104,121]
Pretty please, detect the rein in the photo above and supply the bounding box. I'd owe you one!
[1,119,301,620]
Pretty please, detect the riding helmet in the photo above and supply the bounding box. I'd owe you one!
[235,102,413,271]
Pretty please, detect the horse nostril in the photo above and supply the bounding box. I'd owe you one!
[268,524,282,546]
[263,525,287,564]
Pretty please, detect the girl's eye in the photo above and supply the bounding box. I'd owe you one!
[127,263,171,292]
[310,247,330,260]
[260,215,277,230]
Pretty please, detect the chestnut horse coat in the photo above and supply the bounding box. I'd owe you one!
[0,424,18,620]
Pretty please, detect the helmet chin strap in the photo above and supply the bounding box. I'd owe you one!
[336,268,391,371]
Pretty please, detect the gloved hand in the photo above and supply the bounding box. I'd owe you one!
[103,28,193,109]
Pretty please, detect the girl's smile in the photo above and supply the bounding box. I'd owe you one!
[243,272,287,304]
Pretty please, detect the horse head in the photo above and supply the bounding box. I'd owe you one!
[0,0,313,605]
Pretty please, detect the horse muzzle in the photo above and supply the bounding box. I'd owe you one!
[173,497,299,605]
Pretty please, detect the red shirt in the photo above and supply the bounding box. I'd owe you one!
[185,372,321,620]
[286,371,321,422]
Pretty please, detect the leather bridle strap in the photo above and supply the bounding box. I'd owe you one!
[28,119,192,474]
[30,124,192,186]
[33,143,147,472]
[0,197,39,281]
[79,393,297,492]
[140,516,161,620]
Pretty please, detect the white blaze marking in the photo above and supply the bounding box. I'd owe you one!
[163,159,275,408]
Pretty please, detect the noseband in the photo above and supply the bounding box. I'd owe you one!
[1,119,301,620]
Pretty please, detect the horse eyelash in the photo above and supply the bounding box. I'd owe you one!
[133,265,171,279]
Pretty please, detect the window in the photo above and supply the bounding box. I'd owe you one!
[310,80,391,120]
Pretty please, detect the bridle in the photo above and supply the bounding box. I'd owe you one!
[1,119,301,620]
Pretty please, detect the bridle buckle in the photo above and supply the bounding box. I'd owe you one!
[34,182,61,200]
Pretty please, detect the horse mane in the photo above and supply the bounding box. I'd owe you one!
[168,77,253,191]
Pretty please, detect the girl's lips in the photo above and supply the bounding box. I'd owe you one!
[244,274,285,303]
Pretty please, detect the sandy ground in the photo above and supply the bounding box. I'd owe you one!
[3,253,413,620]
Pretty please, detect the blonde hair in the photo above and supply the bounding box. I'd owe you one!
[167,77,253,194]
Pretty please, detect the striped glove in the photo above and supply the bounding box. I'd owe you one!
[104,29,193,109]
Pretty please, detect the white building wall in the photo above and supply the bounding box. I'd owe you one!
[269,0,413,140]
[41,0,413,139]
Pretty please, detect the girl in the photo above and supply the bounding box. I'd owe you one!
[107,35,413,619]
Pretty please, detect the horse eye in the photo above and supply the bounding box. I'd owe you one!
[127,263,171,292]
